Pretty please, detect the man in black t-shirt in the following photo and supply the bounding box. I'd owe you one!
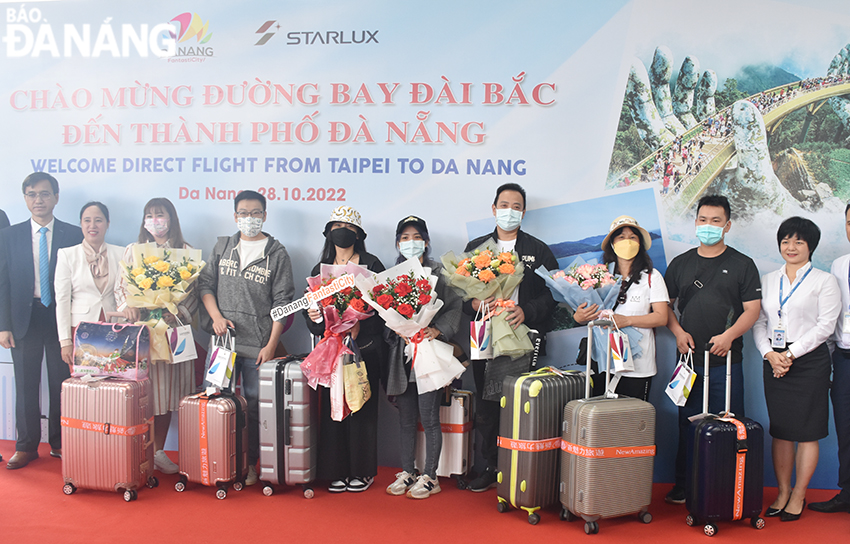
[663,195,762,504]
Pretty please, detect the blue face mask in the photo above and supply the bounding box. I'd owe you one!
[695,224,726,246]
[399,239,426,260]
[495,208,523,231]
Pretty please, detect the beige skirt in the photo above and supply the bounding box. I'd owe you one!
[149,359,194,416]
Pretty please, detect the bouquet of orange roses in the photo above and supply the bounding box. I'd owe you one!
[440,241,534,359]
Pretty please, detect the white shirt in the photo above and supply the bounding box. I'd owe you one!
[830,253,850,349]
[237,237,267,273]
[497,238,519,304]
[614,269,669,377]
[754,262,841,358]
[31,217,54,298]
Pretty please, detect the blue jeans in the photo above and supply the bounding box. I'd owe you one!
[832,349,850,502]
[674,361,745,488]
[204,353,260,465]
[397,382,442,479]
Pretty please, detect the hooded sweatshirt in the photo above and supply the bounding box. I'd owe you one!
[199,232,294,358]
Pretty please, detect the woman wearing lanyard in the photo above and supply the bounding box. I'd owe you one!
[754,217,841,522]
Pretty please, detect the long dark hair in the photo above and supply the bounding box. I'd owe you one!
[394,224,431,264]
[137,197,187,248]
[319,224,367,264]
[602,226,653,283]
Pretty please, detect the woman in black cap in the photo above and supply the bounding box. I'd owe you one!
[305,205,386,493]
[384,215,463,499]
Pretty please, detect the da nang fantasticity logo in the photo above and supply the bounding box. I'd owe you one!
[254,20,378,46]
[167,12,213,61]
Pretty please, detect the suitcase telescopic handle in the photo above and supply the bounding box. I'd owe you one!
[703,343,734,417]
[585,320,614,399]
[283,408,291,446]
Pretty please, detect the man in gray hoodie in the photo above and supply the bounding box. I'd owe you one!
[199,190,295,486]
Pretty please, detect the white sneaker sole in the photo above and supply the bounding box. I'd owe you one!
[407,486,441,499]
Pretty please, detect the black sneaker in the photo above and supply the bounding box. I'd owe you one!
[665,485,686,505]
[808,494,850,513]
[346,476,374,492]
[468,467,498,492]
[328,479,348,493]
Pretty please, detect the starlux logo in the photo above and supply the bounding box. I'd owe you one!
[254,20,378,46]
[168,12,213,61]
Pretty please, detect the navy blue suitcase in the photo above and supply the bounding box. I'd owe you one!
[684,346,765,536]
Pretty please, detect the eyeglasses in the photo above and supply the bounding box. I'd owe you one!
[236,211,264,219]
[25,191,54,201]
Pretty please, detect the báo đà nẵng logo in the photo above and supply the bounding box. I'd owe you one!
[167,12,213,62]
[254,20,378,47]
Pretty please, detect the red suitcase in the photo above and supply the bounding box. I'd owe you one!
[60,377,157,501]
[175,392,248,499]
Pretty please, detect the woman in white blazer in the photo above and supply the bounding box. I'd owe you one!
[54,202,124,368]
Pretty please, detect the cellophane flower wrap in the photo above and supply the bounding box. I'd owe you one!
[300,262,374,392]
[120,242,205,361]
[440,241,534,359]
[535,256,643,364]
[355,258,465,394]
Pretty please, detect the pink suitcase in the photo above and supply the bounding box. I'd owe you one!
[175,393,248,499]
[60,377,157,501]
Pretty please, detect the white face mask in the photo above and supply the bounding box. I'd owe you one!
[495,208,523,231]
[144,217,169,237]
[237,216,263,238]
[399,239,426,260]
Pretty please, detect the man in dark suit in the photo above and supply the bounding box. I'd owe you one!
[0,209,9,229]
[0,173,83,469]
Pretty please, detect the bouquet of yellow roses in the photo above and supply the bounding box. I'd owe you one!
[121,242,205,360]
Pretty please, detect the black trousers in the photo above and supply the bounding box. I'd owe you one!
[11,301,69,452]
[473,359,500,469]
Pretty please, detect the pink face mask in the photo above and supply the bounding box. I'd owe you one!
[144,217,169,237]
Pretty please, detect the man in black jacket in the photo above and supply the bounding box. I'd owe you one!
[464,183,558,492]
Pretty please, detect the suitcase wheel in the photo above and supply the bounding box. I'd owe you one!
[639,511,652,524]
[215,487,227,500]
[685,514,695,527]
[62,483,76,496]
[527,513,540,525]
[233,481,244,492]
[584,521,599,535]
[303,486,314,499]
[263,485,274,497]
[496,500,509,513]
[146,476,159,489]
[751,517,765,530]
[123,489,137,502]
[174,481,186,492]
[560,508,576,522]
[703,523,717,537]
[455,476,467,490]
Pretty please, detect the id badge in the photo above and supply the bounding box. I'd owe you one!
[844,312,850,331]
[771,328,786,349]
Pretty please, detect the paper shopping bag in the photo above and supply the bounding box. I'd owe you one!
[610,328,634,373]
[205,330,236,389]
[72,321,150,380]
[665,350,696,407]
[167,318,197,364]
[343,354,371,414]
[470,302,493,360]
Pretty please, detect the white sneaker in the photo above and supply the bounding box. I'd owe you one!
[407,474,441,499]
[245,465,258,486]
[346,476,374,492]
[154,450,178,475]
[386,471,417,496]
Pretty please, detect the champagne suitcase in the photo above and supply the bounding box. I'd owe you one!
[258,355,318,498]
[560,320,656,535]
[175,393,248,499]
[685,346,765,536]
[496,367,585,524]
[414,388,474,487]
[60,377,157,501]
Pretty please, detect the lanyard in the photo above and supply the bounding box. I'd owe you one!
[778,265,813,322]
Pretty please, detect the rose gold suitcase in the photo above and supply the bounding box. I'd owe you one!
[60,377,157,501]
[175,393,248,499]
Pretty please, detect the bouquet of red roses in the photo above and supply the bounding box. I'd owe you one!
[300,263,374,409]
[355,258,465,393]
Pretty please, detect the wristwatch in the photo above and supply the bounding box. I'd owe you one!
[784,351,794,360]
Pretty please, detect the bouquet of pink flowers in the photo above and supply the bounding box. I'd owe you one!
[300,262,374,401]
[554,263,617,290]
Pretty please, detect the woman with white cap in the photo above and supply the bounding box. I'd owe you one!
[573,215,669,400]
[305,206,386,493]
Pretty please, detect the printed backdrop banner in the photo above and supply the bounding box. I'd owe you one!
[1,0,849,489]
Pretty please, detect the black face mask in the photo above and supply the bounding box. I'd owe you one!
[329,226,357,248]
